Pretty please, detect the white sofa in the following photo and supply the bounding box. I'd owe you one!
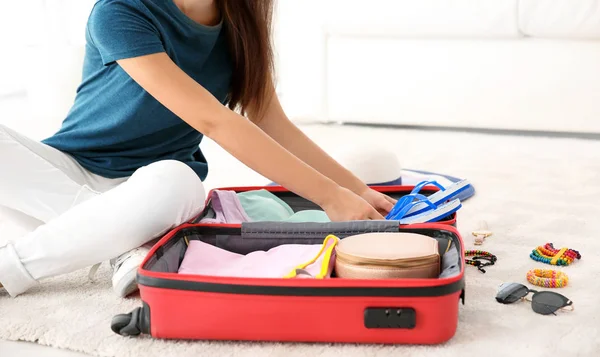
[275,0,600,133]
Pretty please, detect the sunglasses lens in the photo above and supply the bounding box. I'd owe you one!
[496,283,529,304]
[531,291,567,315]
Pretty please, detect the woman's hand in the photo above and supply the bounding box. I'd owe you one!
[358,188,397,216]
[321,187,385,221]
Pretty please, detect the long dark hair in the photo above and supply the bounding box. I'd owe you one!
[218,0,275,121]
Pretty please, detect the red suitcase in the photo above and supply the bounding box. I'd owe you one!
[111,185,465,344]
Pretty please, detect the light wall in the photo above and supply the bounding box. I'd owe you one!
[2,1,600,135]
[0,1,94,138]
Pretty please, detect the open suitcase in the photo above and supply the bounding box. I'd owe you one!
[111,185,465,345]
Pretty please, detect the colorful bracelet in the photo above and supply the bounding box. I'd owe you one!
[526,269,568,288]
[530,243,581,266]
[465,250,497,273]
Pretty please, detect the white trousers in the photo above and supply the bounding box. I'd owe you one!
[0,125,206,297]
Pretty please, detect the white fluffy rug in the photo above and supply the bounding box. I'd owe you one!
[1,125,600,357]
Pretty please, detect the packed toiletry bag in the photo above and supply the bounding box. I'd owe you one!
[111,185,465,344]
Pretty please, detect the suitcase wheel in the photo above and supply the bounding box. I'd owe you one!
[111,307,145,337]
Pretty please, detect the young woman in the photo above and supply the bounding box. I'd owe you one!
[0,0,395,298]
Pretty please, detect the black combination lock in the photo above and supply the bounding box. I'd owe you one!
[363,307,416,329]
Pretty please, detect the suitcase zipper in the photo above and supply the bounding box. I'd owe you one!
[137,272,465,297]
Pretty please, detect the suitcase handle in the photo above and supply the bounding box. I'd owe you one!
[111,304,151,337]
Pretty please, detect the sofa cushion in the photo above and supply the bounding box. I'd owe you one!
[519,0,600,38]
[323,0,521,37]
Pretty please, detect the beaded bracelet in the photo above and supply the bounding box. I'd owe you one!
[465,250,497,273]
[530,243,581,266]
[526,269,568,288]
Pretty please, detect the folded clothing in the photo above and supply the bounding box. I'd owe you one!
[283,209,331,223]
[237,189,294,221]
[201,189,330,224]
[238,189,330,223]
[200,190,251,224]
[178,235,339,279]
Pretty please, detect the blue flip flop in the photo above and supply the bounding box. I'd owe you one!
[398,199,462,224]
[385,193,436,220]
[402,179,471,218]
[400,169,475,202]
[385,193,461,223]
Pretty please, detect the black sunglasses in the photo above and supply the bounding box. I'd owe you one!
[495,283,574,316]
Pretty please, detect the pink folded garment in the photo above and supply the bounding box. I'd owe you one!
[178,235,339,279]
[199,190,251,224]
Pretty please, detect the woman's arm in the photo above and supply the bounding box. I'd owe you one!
[254,92,365,193]
[116,53,384,220]
[253,90,396,214]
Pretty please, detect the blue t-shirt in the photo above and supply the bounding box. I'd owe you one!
[42,0,232,180]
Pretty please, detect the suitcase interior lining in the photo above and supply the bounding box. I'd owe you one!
[144,226,461,280]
